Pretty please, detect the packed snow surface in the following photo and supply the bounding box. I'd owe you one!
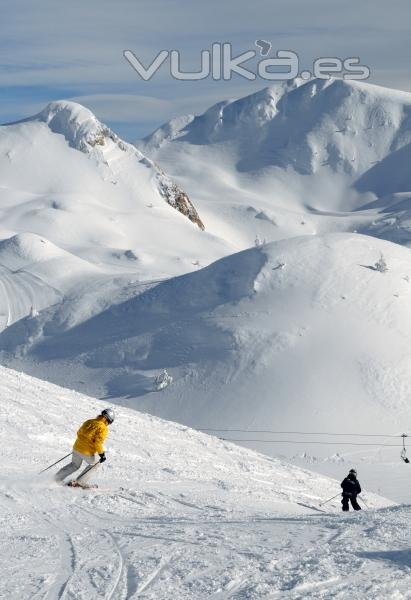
[2,365,408,600]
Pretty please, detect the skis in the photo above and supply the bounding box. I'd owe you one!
[66,480,98,490]
[296,501,328,513]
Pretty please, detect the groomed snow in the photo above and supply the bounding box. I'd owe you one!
[1,365,406,600]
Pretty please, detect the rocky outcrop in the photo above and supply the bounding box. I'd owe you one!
[157,175,205,230]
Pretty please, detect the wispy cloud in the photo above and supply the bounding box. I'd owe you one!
[1,0,411,139]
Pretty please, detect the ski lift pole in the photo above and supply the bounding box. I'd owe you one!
[319,493,340,507]
[39,452,72,474]
[401,434,409,463]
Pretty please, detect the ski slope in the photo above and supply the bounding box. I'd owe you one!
[3,231,411,503]
[4,365,411,600]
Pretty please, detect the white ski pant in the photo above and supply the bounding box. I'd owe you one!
[55,450,99,484]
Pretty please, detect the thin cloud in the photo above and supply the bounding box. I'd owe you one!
[1,0,411,140]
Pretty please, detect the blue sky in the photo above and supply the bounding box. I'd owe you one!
[1,0,411,140]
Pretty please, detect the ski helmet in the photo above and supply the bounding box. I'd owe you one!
[101,408,115,424]
[349,468,357,477]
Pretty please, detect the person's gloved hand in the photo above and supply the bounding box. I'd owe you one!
[99,453,107,463]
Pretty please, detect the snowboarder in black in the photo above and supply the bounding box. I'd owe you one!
[341,469,361,511]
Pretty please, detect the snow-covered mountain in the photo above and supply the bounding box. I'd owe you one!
[140,78,411,248]
[0,101,233,330]
[143,78,411,179]
[3,81,411,503]
[2,364,395,599]
[20,101,205,230]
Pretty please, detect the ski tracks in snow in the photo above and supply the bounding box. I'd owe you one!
[2,482,411,598]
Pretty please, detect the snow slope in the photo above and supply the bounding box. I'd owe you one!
[0,103,229,269]
[0,101,231,332]
[4,232,411,430]
[3,231,411,503]
[140,78,411,249]
[143,78,411,180]
[1,364,404,600]
[4,84,411,511]
[2,80,411,341]
[20,101,205,230]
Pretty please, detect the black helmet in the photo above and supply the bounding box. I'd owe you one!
[349,468,357,477]
[101,408,115,424]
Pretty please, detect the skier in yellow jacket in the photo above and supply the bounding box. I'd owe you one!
[55,408,115,487]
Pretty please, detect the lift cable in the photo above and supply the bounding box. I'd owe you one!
[218,438,403,447]
[198,428,407,439]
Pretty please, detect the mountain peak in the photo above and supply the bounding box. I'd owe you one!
[141,78,411,181]
[24,101,205,230]
[33,100,125,154]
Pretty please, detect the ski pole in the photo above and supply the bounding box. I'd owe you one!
[319,493,340,507]
[76,461,100,483]
[359,496,369,509]
[39,453,72,474]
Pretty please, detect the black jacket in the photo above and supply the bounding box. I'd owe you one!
[341,475,361,496]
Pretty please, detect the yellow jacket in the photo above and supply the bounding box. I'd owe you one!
[73,416,108,456]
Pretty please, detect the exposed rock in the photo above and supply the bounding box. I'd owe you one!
[156,174,205,230]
